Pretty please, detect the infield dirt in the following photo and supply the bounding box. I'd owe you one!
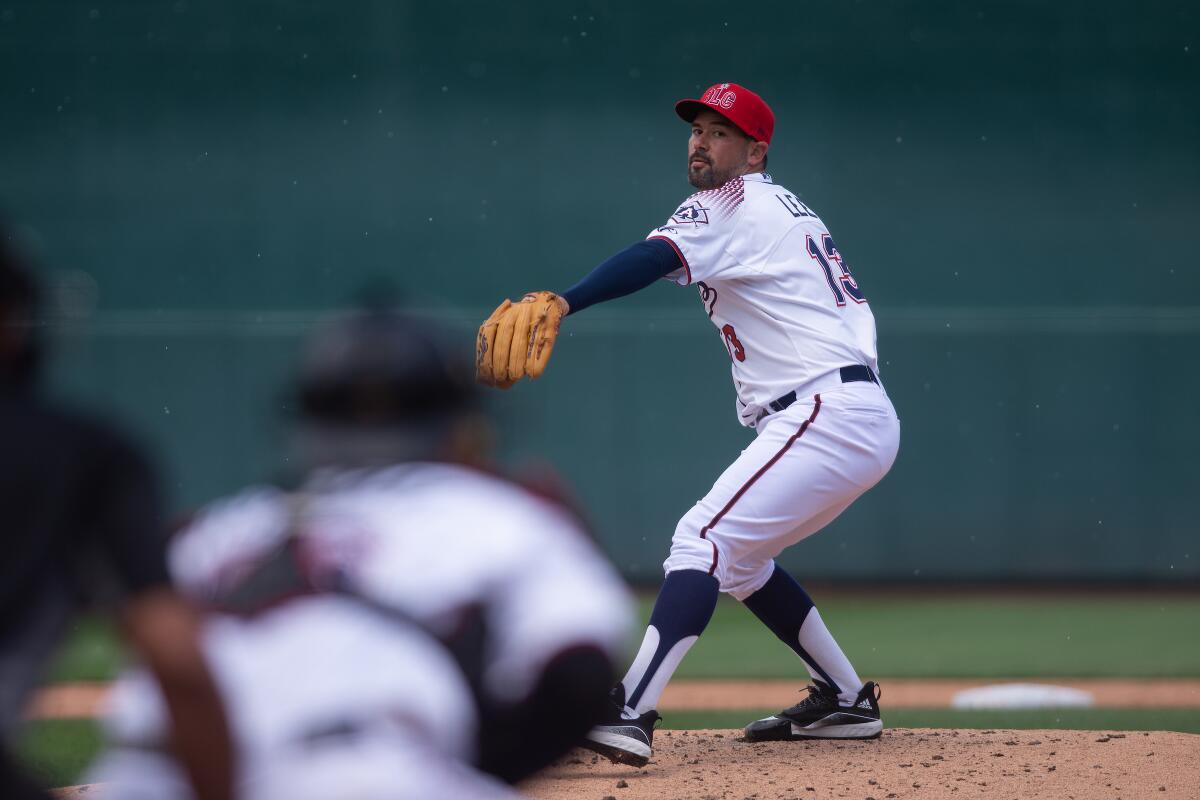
[522,728,1199,800]
[42,681,1200,799]
[47,729,1200,799]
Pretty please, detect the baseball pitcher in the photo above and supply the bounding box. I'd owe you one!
[477,82,900,767]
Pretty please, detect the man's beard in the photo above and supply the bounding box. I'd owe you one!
[688,160,738,190]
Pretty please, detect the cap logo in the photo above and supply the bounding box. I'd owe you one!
[702,83,737,110]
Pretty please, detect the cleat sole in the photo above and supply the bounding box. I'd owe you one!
[581,730,652,767]
[744,717,883,742]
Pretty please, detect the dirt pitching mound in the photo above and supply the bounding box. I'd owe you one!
[522,728,1199,800]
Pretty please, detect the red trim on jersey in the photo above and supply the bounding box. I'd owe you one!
[647,234,693,285]
[689,176,746,218]
[698,395,823,576]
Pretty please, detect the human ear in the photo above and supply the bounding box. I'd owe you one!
[749,141,768,168]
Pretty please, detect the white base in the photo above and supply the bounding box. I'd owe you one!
[951,683,1095,710]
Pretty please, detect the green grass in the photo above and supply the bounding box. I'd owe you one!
[44,594,1200,684]
[663,708,1200,734]
[46,617,126,682]
[653,594,1200,679]
[16,720,103,790]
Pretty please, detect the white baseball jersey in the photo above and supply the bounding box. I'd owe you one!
[91,595,525,800]
[169,462,634,703]
[646,172,880,427]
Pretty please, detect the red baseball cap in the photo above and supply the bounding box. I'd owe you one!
[675,82,775,144]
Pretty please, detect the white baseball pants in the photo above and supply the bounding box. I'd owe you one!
[664,380,900,599]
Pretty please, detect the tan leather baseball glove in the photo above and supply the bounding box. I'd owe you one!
[476,291,568,388]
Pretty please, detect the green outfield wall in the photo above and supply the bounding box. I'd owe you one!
[3,1,1197,580]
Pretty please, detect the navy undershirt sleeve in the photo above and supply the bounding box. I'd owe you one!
[559,238,683,316]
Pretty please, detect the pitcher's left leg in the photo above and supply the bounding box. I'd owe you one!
[581,569,719,767]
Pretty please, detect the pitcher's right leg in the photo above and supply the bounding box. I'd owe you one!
[740,564,882,740]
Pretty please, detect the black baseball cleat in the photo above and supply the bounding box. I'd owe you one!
[580,685,661,767]
[743,680,883,742]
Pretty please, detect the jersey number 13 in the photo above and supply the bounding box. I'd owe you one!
[806,234,866,307]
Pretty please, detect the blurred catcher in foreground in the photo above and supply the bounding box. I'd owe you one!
[89,305,633,799]
[0,223,232,800]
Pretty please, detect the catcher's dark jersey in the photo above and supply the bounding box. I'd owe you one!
[0,386,169,727]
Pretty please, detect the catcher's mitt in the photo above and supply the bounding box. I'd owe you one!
[476,291,567,388]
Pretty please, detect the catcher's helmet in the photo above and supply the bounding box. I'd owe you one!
[297,307,477,428]
[291,306,480,468]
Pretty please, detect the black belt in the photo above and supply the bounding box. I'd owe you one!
[764,365,878,416]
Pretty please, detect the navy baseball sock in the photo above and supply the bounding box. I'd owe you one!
[620,569,719,714]
[742,564,863,705]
